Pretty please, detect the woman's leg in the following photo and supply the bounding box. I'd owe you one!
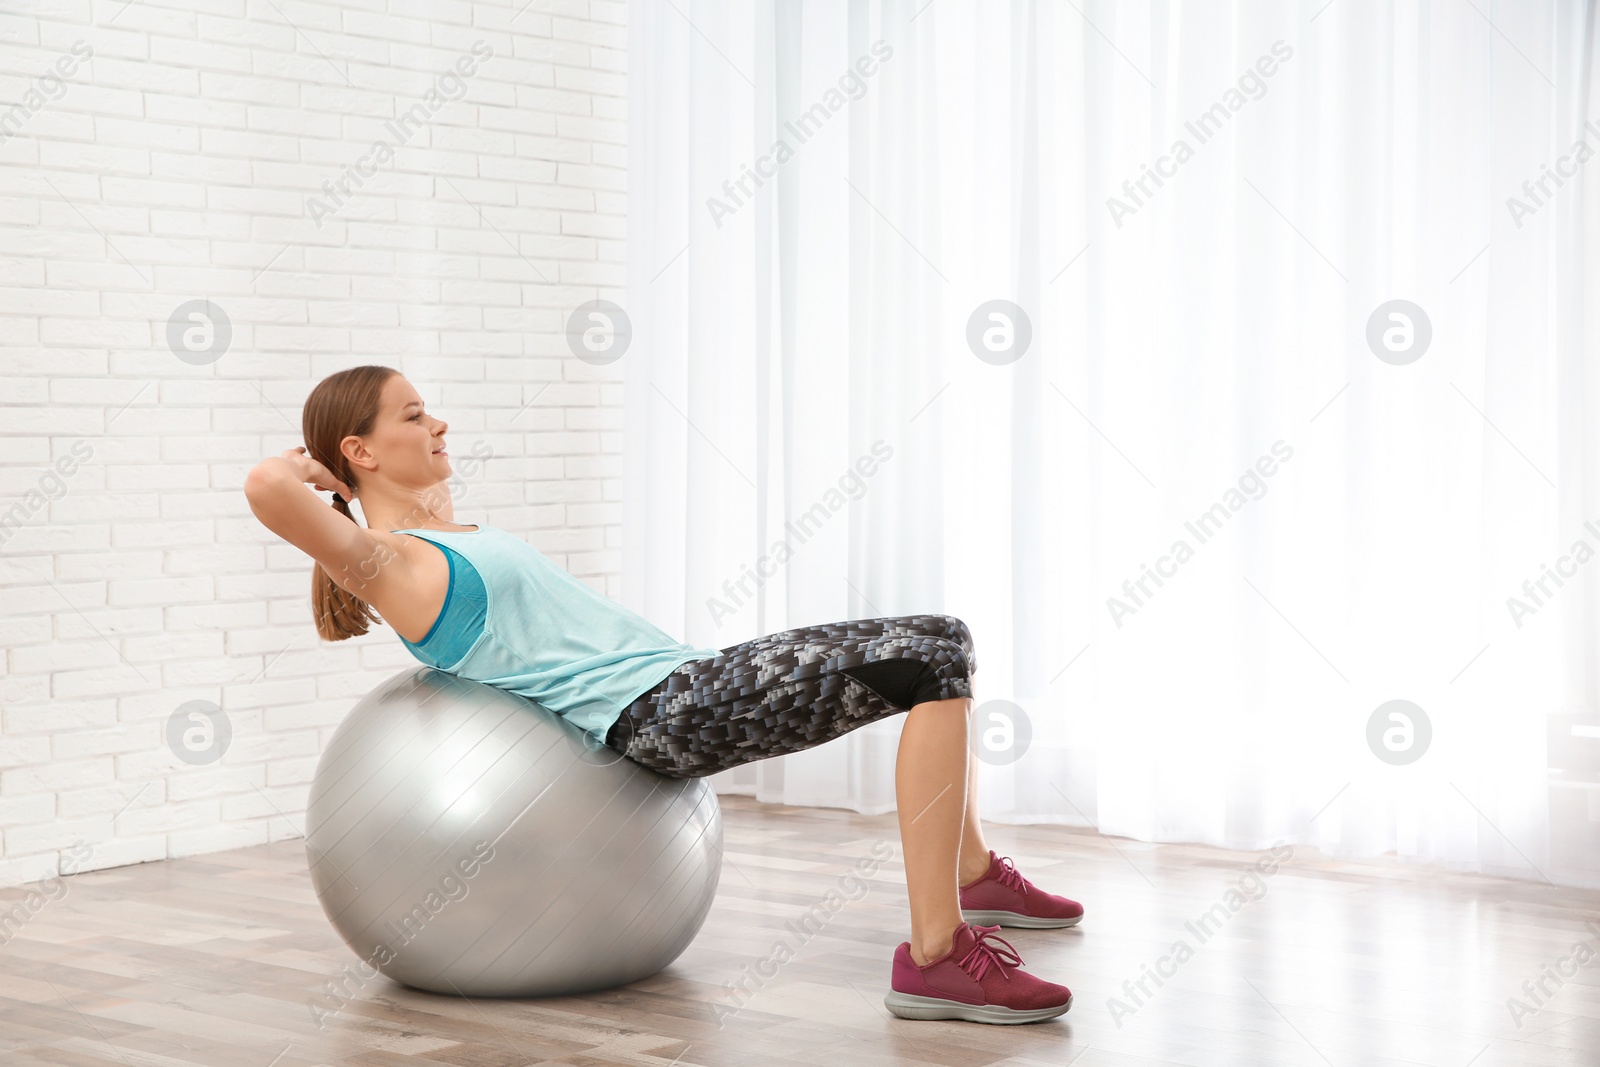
[605,614,982,966]
[896,695,971,966]
[899,681,999,965]
[958,736,994,886]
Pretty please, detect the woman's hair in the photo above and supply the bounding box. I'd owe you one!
[303,364,401,642]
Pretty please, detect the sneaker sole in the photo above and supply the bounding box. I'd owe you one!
[960,908,1083,929]
[883,989,1072,1023]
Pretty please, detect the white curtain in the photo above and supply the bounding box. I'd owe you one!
[624,0,1600,888]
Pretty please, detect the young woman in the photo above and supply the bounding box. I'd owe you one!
[244,365,1082,1025]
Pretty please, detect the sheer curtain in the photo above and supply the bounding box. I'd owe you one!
[623,0,1600,888]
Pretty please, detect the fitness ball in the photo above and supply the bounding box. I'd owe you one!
[304,667,723,998]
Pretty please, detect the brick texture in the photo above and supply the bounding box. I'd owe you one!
[0,0,628,883]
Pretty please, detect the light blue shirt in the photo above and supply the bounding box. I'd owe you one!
[391,524,721,745]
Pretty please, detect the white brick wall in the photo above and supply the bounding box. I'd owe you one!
[0,0,627,885]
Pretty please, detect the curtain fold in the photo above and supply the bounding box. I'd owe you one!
[625,0,1600,888]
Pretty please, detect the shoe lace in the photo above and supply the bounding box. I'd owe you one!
[956,923,1025,982]
[995,854,1028,896]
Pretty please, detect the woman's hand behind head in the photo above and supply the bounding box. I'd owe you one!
[281,446,355,501]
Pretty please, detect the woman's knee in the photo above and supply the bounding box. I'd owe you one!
[896,614,974,706]
[931,613,976,680]
[934,614,972,662]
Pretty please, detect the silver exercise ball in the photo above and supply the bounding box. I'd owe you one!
[304,667,723,998]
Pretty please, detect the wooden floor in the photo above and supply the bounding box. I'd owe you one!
[2,793,1598,1066]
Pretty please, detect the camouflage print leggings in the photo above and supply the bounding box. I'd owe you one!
[603,614,977,779]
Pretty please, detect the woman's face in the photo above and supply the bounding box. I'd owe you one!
[349,375,451,491]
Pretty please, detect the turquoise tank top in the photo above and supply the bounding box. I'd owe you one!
[398,539,487,669]
[390,523,722,745]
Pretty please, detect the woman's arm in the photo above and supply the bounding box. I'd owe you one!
[244,452,398,599]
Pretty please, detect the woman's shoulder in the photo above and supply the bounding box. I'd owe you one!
[362,530,458,642]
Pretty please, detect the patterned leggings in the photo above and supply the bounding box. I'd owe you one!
[603,613,977,779]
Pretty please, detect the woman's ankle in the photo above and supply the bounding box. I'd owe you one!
[910,920,963,966]
[958,854,992,886]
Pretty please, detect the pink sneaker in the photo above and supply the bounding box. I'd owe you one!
[959,850,1084,929]
[884,920,1072,1024]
